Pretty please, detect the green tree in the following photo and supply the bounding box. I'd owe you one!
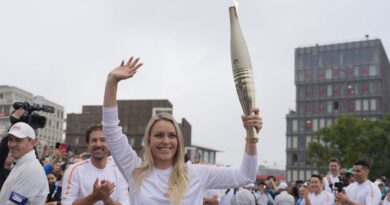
[307,115,390,178]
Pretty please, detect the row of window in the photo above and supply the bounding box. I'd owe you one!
[297,99,378,115]
[286,169,319,182]
[297,47,378,69]
[296,65,379,82]
[298,81,380,99]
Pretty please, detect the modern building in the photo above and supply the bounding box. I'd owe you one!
[0,85,65,153]
[66,99,219,164]
[286,39,390,182]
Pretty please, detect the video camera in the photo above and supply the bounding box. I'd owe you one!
[333,175,351,192]
[12,100,54,129]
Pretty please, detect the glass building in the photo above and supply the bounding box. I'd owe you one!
[286,39,390,182]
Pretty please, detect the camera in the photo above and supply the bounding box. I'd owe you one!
[333,175,351,192]
[12,101,54,129]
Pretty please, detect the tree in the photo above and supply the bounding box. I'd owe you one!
[307,115,390,179]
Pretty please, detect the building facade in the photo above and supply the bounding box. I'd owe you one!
[286,39,390,182]
[0,85,65,153]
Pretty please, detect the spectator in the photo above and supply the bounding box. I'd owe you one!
[46,172,61,203]
[61,124,129,205]
[295,185,306,205]
[233,188,256,205]
[255,182,269,205]
[0,122,49,204]
[323,157,340,193]
[335,160,381,205]
[274,182,294,205]
[302,175,334,205]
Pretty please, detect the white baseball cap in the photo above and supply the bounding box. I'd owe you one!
[8,122,36,140]
[278,182,288,190]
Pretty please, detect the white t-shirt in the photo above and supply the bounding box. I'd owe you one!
[255,191,269,205]
[345,181,381,205]
[302,191,334,205]
[274,190,295,205]
[383,196,390,205]
[102,106,257,205]
[61,157,129,205]
[323,174,340,193]
[0,150,49,205]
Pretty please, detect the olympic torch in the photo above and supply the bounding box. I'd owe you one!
[229,3,258,140]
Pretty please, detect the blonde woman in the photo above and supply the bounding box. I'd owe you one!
[102,57,262,205]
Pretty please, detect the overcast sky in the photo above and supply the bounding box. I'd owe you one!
[1,0,389,168]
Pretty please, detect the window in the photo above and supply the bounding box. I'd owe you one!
[319,119,326,128]
[327,85,332,97]
[306,136,312,147]
[325,69,332,79]
[361,67,369,76]
[312,119,318,131]
[305,71,312,81]
[363,99,369,111]
[292,120,298,132]
[333,84,340,96]
[347,84,354,95]
[299,170,305,180]
[292,169,298,181]
[326,119,333,126]
[305,120,312,130]
[370,99,377,111]
[319,102,325,113]
[152,107,173,116]
[369,65,378,76]
[332,69,340,79]
[319,70,325,80]
[203,151,209,163]
[355,100,362,111]
[287,136,291,148]
[298,137,305,150]
[305,103,312,114]
[334,101,339,112]
[319,86,326,97]
[327,101,333,113]
[292,136,298,149]
[306,87,312,97]
[210,152,215,164]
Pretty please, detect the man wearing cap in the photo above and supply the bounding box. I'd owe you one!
[274,182,294,205]
[0,122,49,204]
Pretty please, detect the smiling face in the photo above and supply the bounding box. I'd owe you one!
[87,130,109,161]
[310,176,323,194]
[8,135,34,159]
[149,119,178,169]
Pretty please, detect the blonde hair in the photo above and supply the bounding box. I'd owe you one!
[133,113,188,205]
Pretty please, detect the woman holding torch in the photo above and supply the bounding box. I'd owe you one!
[102,57,262,205]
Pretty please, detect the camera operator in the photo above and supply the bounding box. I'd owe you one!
[0,108,26,190]
[324,158,341,193]
[335,160,381,205]
[0,122,49,204]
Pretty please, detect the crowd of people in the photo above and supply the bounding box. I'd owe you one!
[0,57,389,205]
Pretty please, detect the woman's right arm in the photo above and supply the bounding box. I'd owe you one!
[102,57,143,182]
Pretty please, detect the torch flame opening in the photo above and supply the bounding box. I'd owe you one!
[232,0,239,10]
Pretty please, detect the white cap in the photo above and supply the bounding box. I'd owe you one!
[8,122,36,140]
[278,182,288,190]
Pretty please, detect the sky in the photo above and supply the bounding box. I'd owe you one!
[1,0,390,169]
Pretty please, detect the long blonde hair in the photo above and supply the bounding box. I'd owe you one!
[133,113,188,205]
